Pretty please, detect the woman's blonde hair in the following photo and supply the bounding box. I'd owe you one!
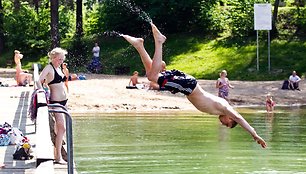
[48,47,67,60]
[220,70,227,76]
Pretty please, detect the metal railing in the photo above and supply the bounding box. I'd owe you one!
[48,103,74,174]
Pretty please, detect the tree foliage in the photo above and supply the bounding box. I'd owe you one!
[85,0,212,36]
[1,0,306,70]
[4,1,48,53]
[2,0,74,57]
[227,0,257,38]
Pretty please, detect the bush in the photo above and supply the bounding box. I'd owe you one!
[227,0,256,38]
[277,7,306,38]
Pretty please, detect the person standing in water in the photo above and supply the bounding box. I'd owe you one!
[266,93,275,112]
[216,70,234,101]
[120,22,266,148]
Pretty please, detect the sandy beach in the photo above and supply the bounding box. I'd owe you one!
[67,74,306,114]
[1,68,305,114]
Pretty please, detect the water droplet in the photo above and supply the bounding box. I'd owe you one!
[104,31,122,37]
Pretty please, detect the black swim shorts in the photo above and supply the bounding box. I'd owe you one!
[49,99,68,106]
[157,69,197,95]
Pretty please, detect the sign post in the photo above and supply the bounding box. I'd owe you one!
[254,3,272,71]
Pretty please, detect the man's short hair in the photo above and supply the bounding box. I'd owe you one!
[231,121,238,128]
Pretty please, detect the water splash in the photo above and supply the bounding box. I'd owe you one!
[117,0,152,23]
[104,31,122,37]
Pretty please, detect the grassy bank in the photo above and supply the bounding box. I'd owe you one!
[98,34,306,81]
[1,34,306,81]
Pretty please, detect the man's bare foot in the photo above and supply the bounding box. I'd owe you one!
[121,34,144,48]
[150,22,166,44]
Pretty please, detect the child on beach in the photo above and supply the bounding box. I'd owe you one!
[266,93,275,112]
[120,22,266,148]
[129,71,140,86]
[127,71,145,89]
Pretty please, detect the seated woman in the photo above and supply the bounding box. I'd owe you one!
[14,50,33,86]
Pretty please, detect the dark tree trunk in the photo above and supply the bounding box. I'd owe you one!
[14,0,20,11]
[66,0,74,10]
[75,0,83,37]
[0,0,4,54]
[50,0,60,48]
[271,0,280,38]
[33,0,39,14]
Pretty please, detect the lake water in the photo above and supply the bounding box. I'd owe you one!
[73,106,306,173]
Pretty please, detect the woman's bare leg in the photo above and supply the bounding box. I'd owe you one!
[54,113,66,164]
[121,35,153,77]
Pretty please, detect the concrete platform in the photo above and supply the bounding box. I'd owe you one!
[0,86,77,173]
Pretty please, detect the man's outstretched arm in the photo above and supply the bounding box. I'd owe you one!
[225,106,267,148]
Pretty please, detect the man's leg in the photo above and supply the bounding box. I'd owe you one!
[294,82,300,90]
[121,22,166,83]
[289,82,294,90]
[150,23,166,82]
[121,35,153,77]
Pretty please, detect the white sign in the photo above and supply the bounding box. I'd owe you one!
[254,4,272,30]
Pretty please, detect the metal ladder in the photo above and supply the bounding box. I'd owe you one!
[48,104,74,174]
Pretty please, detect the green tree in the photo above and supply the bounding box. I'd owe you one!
[85,0,207,35]
[228,0,256,38]
[4,3,45,51]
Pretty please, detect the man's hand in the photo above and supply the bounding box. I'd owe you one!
[253,135,267,148]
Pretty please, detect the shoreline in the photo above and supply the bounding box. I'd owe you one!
[67,74,306,114]
[1,68,305,114]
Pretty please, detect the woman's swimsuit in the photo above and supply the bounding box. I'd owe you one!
[266,99,275,108]
[48,63,68,106]
[157,69,197,95]
[49,99,68,106]
[218,78,229,98]
[48,63,67,85]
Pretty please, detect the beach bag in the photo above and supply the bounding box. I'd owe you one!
[0,134,11,146]
[78,75,86,80]
[281,80,289,90]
